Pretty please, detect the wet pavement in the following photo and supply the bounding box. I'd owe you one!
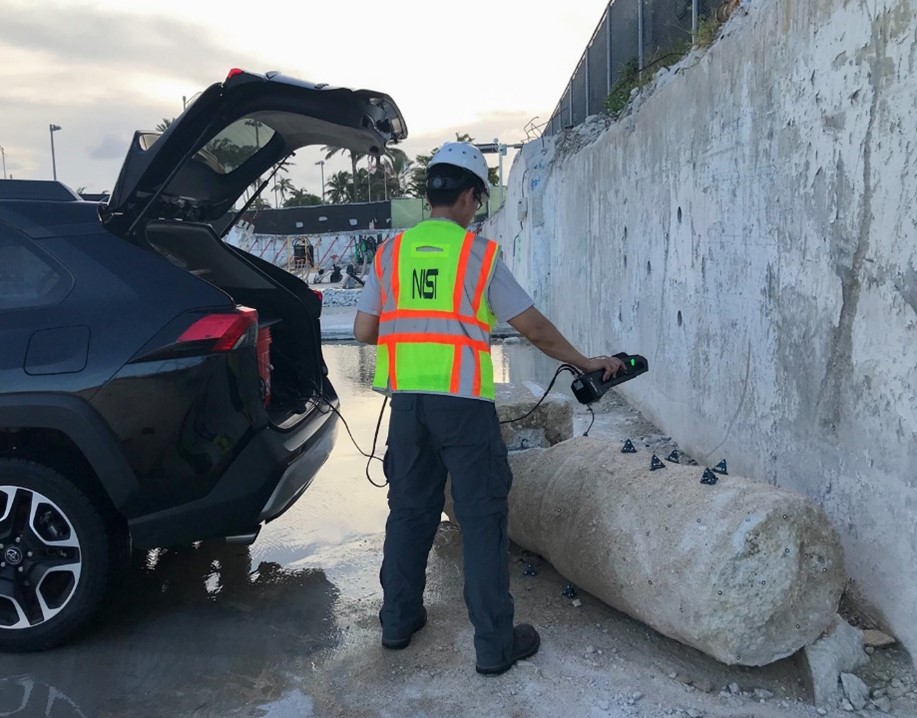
[0,343,526,718]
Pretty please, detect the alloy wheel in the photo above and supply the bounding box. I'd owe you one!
[0,486,82,630]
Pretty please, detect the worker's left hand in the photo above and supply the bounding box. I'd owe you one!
[583,355,625,381]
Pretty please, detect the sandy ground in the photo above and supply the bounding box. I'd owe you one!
[272,394,915,718]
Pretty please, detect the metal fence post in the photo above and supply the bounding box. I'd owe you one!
[606,2,612,92]
[692,0,699,37]
[584,49,591,117]
[637,0,645,71]
[568,82,574,126]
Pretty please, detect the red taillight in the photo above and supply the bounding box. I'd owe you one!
[257,326,272,406]
[312,289,323,302]
[226,68,245,80]
[178,307,258,352]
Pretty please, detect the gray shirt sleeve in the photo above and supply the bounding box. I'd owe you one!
[355,256,533,322]
[486,259,534,323]
[356,268,383,316]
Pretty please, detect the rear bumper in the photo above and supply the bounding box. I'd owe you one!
[129,401,339,550]
[258,409,338,522]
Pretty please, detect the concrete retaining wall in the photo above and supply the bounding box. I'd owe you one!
[485,0,917,660]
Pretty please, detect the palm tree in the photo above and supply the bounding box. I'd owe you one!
[367,147,411,199]
[380,147,412,198]
[273,177,294,206]
[283,188,322,207]
[154,118,174,133]
[322,145,366,202]
[326,171,354,204]
[243,118,265,149]
[408,134,500,198]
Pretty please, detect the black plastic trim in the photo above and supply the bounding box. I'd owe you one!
[0,393,139,509]
[127,402,338,549]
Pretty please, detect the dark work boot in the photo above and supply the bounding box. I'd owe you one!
[380,607,428,650]
[475,623,541,675]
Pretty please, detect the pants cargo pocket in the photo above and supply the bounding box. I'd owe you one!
[489,437,514,498]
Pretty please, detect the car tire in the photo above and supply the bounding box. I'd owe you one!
[0,459,112,652]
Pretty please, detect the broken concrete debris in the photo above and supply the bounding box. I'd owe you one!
[873,695,892,712]
[494,383,573,450]
[800,615,868,706]
[862,629,896,648]
[840,673,869,710]
[505,437,846,666]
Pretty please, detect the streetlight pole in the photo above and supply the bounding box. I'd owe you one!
[315,160,325,203]
[49,124,61,180]
[0,145,6,180]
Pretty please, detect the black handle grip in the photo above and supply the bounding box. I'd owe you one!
[570,353,649,405]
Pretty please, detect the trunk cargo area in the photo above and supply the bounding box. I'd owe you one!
[144,220,328,427]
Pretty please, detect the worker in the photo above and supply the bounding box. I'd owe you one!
[353,142,624,675]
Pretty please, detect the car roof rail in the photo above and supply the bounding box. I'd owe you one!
[0,180,81,202]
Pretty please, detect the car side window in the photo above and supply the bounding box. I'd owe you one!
[0,224,70,310]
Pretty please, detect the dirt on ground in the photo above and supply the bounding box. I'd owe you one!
[264,386,917,718]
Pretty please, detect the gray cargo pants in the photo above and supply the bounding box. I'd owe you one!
[379,392,515,666]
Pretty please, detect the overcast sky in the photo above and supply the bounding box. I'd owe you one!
[1,0,609,198]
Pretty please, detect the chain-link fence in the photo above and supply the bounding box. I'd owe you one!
[545,0,722,135]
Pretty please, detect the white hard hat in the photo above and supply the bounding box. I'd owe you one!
[428,142,490,191]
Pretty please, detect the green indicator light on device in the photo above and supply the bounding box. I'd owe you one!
[630,359,636,366]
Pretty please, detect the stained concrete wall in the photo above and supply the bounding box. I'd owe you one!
[486,0,917,661]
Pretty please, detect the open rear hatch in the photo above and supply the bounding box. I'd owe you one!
[103,70,407,425]
[104,69,406,235]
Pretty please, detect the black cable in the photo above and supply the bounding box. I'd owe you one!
[314,359,595,488]
[309,379,389,488]
[583,404,596,437]
[499,364,581,425]
[365,396,388,488]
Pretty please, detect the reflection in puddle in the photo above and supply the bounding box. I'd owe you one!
[0,676,88,718]
[0,542,337,718]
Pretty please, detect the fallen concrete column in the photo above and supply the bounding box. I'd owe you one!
[505,437,846,666]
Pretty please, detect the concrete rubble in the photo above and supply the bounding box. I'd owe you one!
[840,672,870,710]
[800,614,869,706]
[494,383,573,451]
[863,629,897,648]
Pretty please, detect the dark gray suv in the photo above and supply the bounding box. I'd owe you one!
[0,69,406,651]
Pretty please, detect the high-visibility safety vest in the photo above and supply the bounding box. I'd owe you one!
[372,220,500,401]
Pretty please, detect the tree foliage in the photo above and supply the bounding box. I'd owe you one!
[283,188,322,207]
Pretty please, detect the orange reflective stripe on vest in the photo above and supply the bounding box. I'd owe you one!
[371,221,498,400]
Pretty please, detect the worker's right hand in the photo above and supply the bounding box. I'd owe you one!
[582,355,625,381]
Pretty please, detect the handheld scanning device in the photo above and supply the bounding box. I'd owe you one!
[571,353,649,405]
